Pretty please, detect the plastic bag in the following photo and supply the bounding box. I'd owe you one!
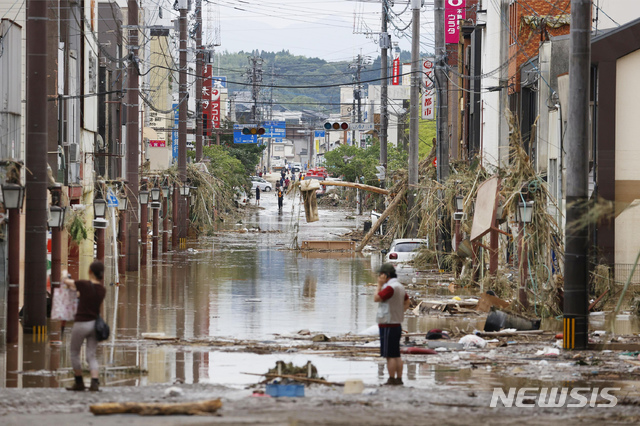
[51,285,78,321]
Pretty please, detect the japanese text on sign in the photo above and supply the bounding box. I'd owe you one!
[445,0,465,44]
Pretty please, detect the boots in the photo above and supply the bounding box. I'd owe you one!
[89,378,100,392]
[66,376,85,391]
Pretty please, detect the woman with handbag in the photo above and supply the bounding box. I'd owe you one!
[63,260,106,391]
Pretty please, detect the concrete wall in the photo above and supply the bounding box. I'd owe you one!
[595,1,640,30]
[615,48,640,265]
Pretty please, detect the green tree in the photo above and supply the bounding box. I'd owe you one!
[324,142,407,186]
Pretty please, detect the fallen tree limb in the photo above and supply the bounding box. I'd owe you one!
[90,399,222,416]
[318,180,389,195]
[241,372,343,386]
[356,188,406,252]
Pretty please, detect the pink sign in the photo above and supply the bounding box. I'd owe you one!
[149,140,166,148]
[445,0,465,44]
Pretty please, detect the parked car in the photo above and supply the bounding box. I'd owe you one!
[291,162,302,173]
[234,187,249,207]
[384,239,428,264]
[250,176,272,191]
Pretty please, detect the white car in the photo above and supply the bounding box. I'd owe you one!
[250,176,272,192]
[384,239,428,264]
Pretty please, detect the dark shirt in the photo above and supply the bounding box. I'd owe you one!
[74,280,106,322]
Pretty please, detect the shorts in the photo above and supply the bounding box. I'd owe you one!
[379,325,402,358]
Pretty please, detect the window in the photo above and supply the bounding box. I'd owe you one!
[509,1,518,45]
[393,242,424,253]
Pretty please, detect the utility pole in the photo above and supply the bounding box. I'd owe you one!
[564,0,591,351]
[247,54,263,122]
[176,0,189,244]
[23,0,49,330]
[125,0,140,271]
[195,0,203,162]
[407,0,421,236]
[350,54,366,147]
[435,0,449,184]
[380,2,389,173]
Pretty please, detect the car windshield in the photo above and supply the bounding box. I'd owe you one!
[393,242,423,253]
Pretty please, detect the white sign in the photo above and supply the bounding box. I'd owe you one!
[422,58,435,120]
[350,123,374,131]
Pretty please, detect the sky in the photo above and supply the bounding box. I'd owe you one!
[139,0,435,62]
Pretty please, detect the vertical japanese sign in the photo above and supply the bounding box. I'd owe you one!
[392,57,400,85]
[172,103,179,159]
[422,59,435,120]
[445,0,465,44]
[202,65,221,135]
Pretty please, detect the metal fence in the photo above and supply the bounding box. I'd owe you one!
[614,264,640,287]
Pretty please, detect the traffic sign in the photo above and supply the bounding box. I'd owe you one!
[350,123,374,131]
[107,189,119,208]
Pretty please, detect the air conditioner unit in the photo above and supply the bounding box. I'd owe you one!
[69,144,80,162]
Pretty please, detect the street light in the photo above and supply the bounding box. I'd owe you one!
[118,193,128,210]
[48,206,66,229]
[161,186,170,199]
[139,190,150,205]
[455,195,464,212]
[517,201,535,224]
[93,198,107,218]
[179,184,191,197]
[1,183,25,210]
[150,187,161,203]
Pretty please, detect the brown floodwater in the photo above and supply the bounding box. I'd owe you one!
[1,192,640,389]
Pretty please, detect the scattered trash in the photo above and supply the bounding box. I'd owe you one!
[245,299,262,303]
[555,333,563,339]
[359,325,380,336]
[343,379,365,395]
[297,329,311,335]
[459,335,487,349]
[401,347,438,355]
[476,293,510,313]
[311,334,330,342]
[593,330,606,336]
[536,347,560,357]
[266,383,305,398]
[484,310,540,332]
[426,329,450,340]
[427,341,464,350]
[164,386,183,397]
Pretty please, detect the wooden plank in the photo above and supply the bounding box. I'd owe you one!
[301,240,355,250]
[90,399,222,416]
[318,180,389,195]
[470,176,500,242]
[356,189,406,252]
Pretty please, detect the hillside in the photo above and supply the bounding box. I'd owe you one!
[212,49,414,115]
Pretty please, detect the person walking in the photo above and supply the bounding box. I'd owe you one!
[276,186,284,210]
[64,260,107,391]
[255,186,261,206]
[374,263,410,385]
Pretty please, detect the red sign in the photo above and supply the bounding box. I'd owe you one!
[433,157,437,168]
[445,0,465,44]
[392,57,400,85]
[202,65,221,136]
[149,140,166,148]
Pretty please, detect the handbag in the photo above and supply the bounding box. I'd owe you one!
[51,284,78,321]
[91,283,110,341]
[95,315,110,341]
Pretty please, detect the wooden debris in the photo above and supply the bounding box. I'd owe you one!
[412,299,479,316]
[242,372,343,386]
[356,189,406,252]
[476,293,510,313]
[318,180,389,195]
[90,399,222,416]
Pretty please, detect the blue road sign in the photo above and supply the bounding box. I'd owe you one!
[106,189,118,208]
[233,124,258,144]
[263,121,286,140]
[314,130,325,138]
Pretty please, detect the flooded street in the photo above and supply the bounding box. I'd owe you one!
[2,191,640,424]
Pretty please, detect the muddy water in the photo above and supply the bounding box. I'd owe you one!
[2,191,640,389]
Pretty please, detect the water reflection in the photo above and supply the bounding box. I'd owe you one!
[3,193,640,389]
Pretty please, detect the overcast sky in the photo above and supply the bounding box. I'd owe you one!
[140,0,434,62]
